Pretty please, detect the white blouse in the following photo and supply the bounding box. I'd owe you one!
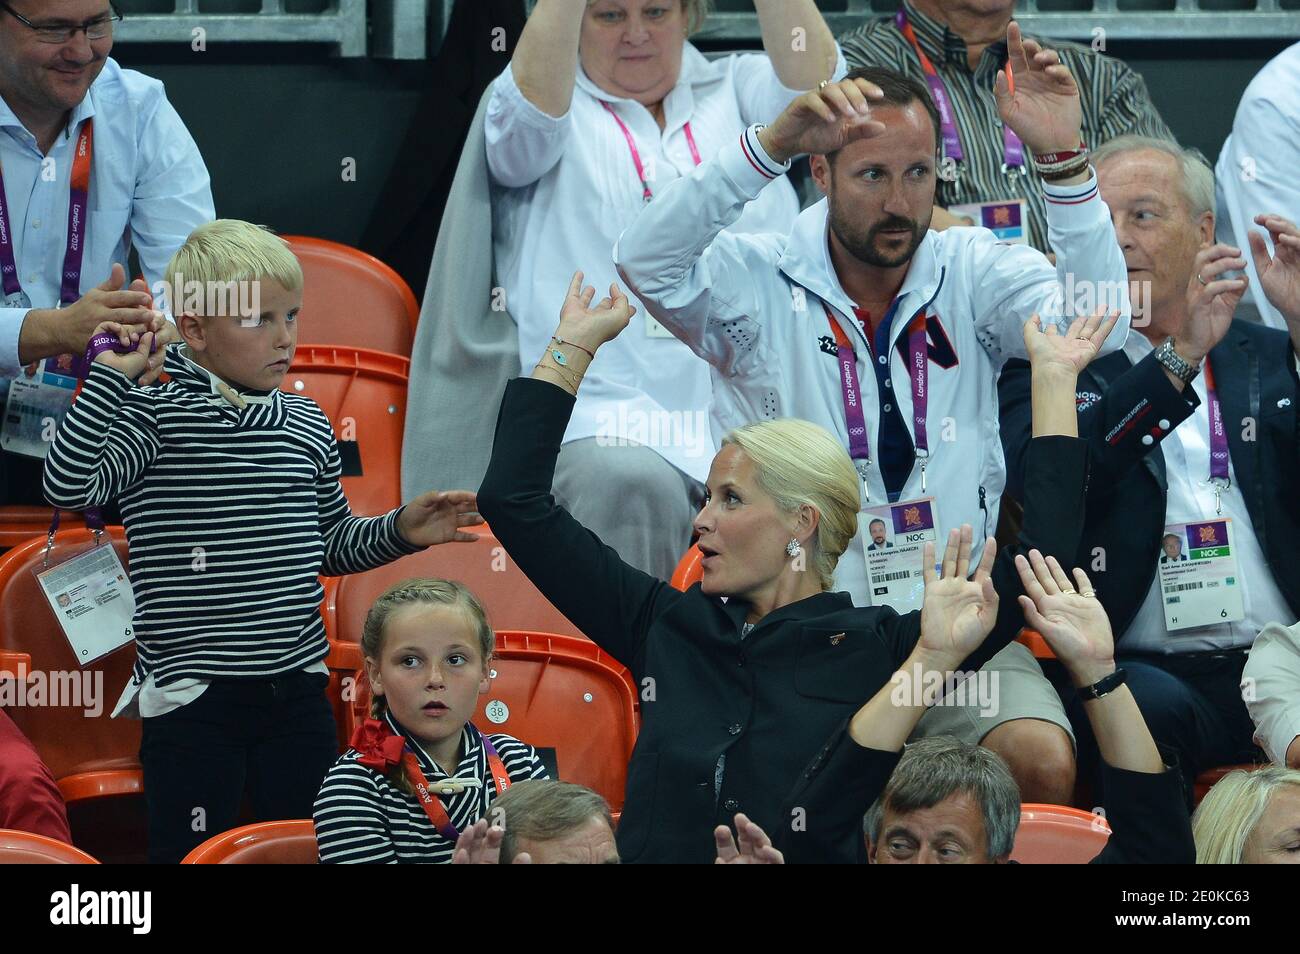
[486,42,843,482]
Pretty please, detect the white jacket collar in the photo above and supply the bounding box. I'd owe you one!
[777,200,947,346]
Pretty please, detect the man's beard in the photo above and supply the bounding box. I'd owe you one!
[829,204,926,270]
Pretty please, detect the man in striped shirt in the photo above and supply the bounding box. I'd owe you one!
[42,220,481,863]
[840,0,1172,252]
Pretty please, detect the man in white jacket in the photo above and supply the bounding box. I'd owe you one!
[615,24,1131,804]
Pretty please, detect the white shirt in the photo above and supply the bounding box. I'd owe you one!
[1242,620,1300,764]
[485,44,844,483]
[1118,332,1293,654]
[1214,42,1300,332]
[0,58,214,376]
[614,127,1131,606]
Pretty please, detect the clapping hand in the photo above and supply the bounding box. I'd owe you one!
[451,819,533,864]
[1014,550,1116,689]
[995,21,1082,154]
[396,491,482,547]
[714,814,784,864]
[918,525,1000,668]
[1022,308,1119,377]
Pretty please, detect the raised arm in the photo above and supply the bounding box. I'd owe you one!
[754,0,838,90]
[477,274,684,669]
[1016,553,1194,863]
[507,0,585,118]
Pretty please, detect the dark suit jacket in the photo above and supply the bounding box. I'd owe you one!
[998,320,1300,644]
[777,716,1194,864]
[479,378,1089,863]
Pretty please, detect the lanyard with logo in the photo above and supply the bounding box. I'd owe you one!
[894,9,1023,177]
[601,101,701,203]
[1203,357,1230,515]
[0,119,93,306]
[403,728,512,842]
[823,303,930,501]
[0,120,95,460]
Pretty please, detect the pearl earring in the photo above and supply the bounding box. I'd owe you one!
[786,538,802,558]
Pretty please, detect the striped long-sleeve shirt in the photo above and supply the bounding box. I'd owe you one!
[314,715,549,864]
[839,1,1174,251]
[42,346,422,687]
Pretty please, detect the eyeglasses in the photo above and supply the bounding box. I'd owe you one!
[0,3,121,44]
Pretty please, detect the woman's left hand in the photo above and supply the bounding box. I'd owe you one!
[555,271,636,354]
[918,525,1000,668]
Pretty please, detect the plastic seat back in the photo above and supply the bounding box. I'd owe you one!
[0,528,141,802]
[1010,803,1111,864]
[0,829,100,864]
[181,820,318,864]
[670,544,704,591]
[327,523,582,643]
[281,346,408,516]
[283,236,418,357]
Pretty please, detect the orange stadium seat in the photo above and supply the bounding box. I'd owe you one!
[282,236,419,357]
[0,829,101,864]
[670,543,704,591]
[181,820,318,864]
[1010,803,1111,864]
[281,345,409,516]
[0,506,88,551]
[332,630,637,812]
[0,527,141,804]
[325,523,582,643]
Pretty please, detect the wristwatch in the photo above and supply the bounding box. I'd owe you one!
[1077,667,1127,701]
[1153,338,1200,385]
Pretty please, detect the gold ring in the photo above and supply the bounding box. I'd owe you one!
[1080,590,1097,598]
[818,80,830,90]
[1196,273,1208,286]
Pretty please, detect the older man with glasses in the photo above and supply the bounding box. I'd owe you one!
[0,0,213,506]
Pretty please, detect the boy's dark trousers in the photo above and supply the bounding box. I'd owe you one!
[140,670,338,864]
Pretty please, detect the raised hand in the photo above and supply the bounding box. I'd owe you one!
[92,325,157,382]
[714,813,784,864]
[994,21,1082,154]
[1014,550,1116,688]
[918,525,1000,667]
[1249,213,1300,325]
[451,819,504,864]
[1177,243,1248,362]
[757,78,887,164]
[1022,308,1119,377]
[396,490,482,547]
[554,271,636,354]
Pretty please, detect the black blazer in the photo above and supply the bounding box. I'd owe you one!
[998,320,1300,644]
[778,717,1195,864]
[478,378,1089,863]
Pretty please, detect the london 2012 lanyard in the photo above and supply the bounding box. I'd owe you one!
[0,119,94,306]
[823,303,931,502]
[894,9,1023,177]
[601,101,701,203]
[403,728,512,842]
[1203,358,1230,515]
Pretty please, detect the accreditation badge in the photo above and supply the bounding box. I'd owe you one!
[862,497,941,613]
[1159,518,1245,632]
[1,356,78,458]
[947,198,1029,245]
[34,539,136,665]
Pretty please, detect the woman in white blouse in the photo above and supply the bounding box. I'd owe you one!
[486,0,842,579]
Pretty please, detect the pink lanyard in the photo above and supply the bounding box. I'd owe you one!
[601,101,701,203]
[1203,357,1230,514]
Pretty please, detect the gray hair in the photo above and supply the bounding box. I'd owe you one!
[865,736,1022,860]
[1091,134,1215,220]
[495,780,614,863]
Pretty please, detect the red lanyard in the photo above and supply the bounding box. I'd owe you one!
[601,101,701,202]
[403,730,511,842]
[0,119,94,305]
